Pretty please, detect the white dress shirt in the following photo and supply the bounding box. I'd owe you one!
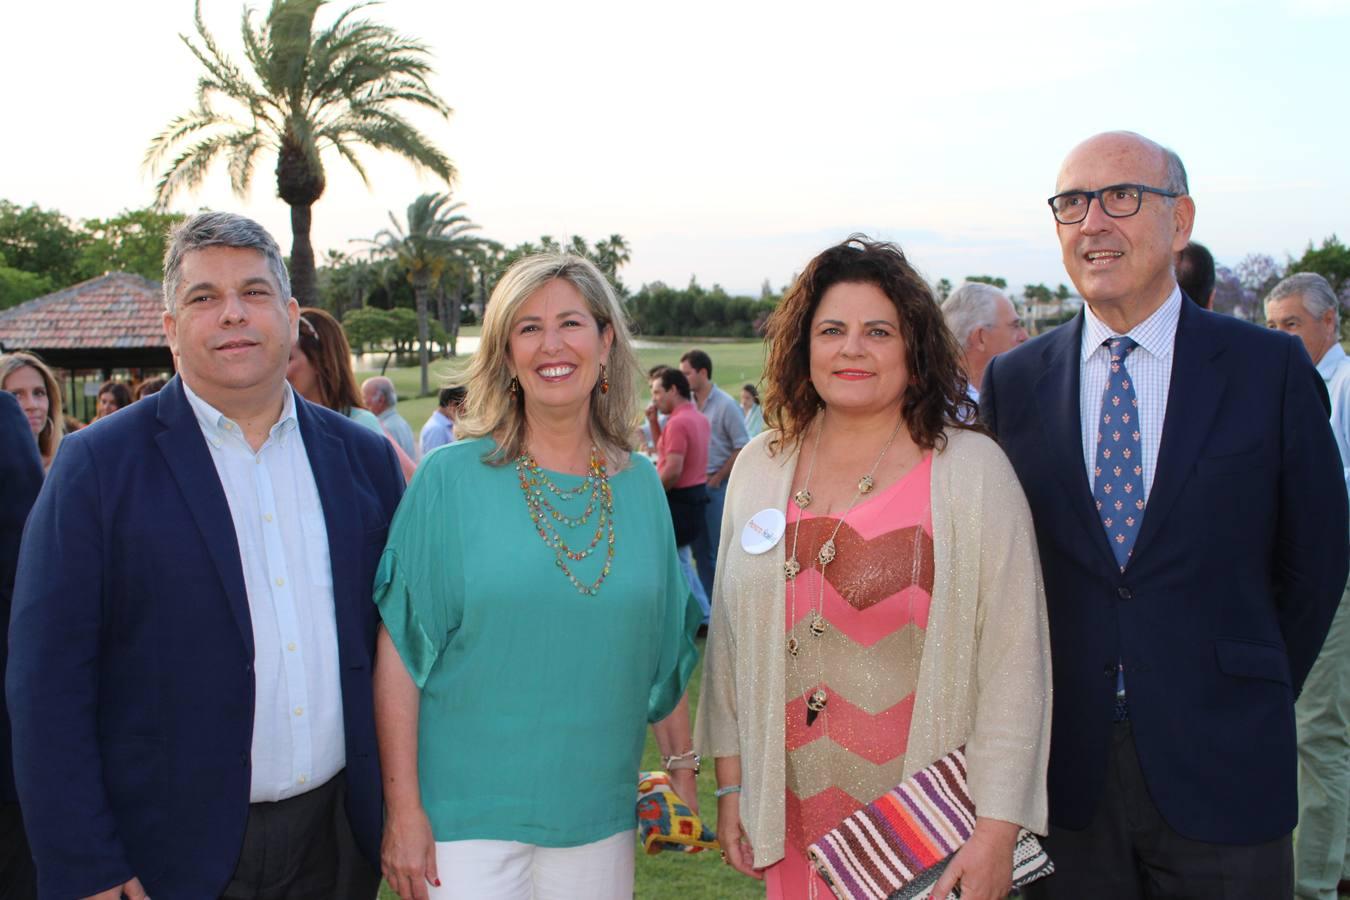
[182,381,345,802]
[1080,286,1183,502]
[1316,342,1350,494]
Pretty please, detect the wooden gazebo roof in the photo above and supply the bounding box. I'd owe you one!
[0,272,174,370]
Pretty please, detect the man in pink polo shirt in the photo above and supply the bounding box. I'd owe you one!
[648,366,711,623]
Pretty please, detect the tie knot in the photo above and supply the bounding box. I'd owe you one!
[1106,336,1139,361]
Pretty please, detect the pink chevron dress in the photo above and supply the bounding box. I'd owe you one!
[767,454,934,900]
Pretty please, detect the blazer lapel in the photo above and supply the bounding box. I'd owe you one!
[1131,302,1225,562]
[298,400,362,652]
[154,378,254,656]
[1034,313,1119,571]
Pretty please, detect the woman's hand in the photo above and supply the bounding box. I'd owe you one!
[668,768,700,816]
[715,791,763,880]
[381,805,439,900]
[931,816,1020,900]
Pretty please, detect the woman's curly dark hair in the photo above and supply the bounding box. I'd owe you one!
[762,235,978,454]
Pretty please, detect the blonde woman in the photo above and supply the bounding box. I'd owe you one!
[0,352,64,470]
[374,253,701,900]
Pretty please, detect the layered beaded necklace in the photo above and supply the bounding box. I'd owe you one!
[786,409,906,726]
[515,445,615,596]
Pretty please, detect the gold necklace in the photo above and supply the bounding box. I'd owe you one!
[515,445,616,596]
[786,409,905,726]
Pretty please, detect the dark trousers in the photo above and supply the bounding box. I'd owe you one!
[221,771,380,900]
[0,803,36,900]
[1027,722,1293,900]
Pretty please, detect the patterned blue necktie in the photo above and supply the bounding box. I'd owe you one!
[1092,337,1145,572]
[1092,336,1144,721]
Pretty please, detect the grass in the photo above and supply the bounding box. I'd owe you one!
[367,340,769,898]
[357,339,770,446]
[375,641,763,900]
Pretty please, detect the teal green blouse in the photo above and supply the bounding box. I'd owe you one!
[374,438,701,847]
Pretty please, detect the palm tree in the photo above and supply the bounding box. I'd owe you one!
[146,0,456,306]
[368,192,479,394]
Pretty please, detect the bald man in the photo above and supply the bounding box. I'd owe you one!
[982,131,1346,899]
[361,376,417,461]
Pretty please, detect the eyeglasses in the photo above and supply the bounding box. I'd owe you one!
[1047,184,1181,225]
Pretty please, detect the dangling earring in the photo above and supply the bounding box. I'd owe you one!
[509,375,519,395]
[599,363,610,395]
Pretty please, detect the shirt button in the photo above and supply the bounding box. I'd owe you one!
[297,774,308,785]
[1117,587,1132,600]
[275,577,285,587]
[263,513,274,523]
[255,456,262,465]
[287,642,297,652]
[294,706,304,717]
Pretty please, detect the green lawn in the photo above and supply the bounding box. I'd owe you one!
[367,340,768,898]
[375,641,763,900]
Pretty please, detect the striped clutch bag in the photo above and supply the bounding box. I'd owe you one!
[805,746,1053,900]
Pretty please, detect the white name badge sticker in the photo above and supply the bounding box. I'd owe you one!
[742,508,787,555]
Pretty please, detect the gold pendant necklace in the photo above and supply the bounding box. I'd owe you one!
[785,409,905,726]
[515,445,616,596]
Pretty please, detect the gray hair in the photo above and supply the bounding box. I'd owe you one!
[162,211,291,312]
[363,376,398,407]
[1161,145,1188,195]
[941,282,1008,347]
[1267,272,1340,326]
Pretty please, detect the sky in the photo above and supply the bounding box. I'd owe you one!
[3,0,1348,296]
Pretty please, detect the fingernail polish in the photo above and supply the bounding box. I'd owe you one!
[433,879,442,887]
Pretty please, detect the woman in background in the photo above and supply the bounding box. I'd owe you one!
[0,352,64,471]
[94,380,132,419]
[287,307,415,480]
[741,383,764,437]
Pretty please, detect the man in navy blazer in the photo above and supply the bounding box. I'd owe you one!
[7,213,404,899]
[983,132,1347,899]
[0,389,44,898]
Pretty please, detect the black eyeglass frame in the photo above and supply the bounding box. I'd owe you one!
[1047,183,1182,225]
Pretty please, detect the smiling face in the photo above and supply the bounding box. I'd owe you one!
[3,364,49,437]
[808,281,908,416]
[1055,133,1194,318]
[96,390,120,419]
[163,246,298,412]
[507,278,613,419]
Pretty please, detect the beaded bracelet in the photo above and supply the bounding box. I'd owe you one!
[714,784,742,798]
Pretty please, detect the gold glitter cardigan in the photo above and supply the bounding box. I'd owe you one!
[694,426,1051,867]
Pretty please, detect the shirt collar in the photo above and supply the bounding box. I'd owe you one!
[181,378,299,448]
[1081,284,1183,363]
[377,406,397,423]
[1318,343,1349,382]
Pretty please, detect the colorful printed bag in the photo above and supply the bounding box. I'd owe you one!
[636,770,719,855]
[806,747,1053,899]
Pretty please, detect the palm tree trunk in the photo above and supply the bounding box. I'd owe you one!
[413,275,431,395]
[290,203,318,307]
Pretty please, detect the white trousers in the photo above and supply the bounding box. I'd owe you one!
[428,829,634,899]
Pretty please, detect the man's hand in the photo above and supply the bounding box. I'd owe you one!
[707,470,726,489]
[931,817,1019,900]
[83,877,147,900]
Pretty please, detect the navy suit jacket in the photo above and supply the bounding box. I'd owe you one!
[982,299,1347,845]
[7,378,404,898]
[0,390,44,806]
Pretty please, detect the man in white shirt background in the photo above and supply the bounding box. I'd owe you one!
[940,281,1028,404]
[1266,271,1350,900]
[362,375,417,461]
